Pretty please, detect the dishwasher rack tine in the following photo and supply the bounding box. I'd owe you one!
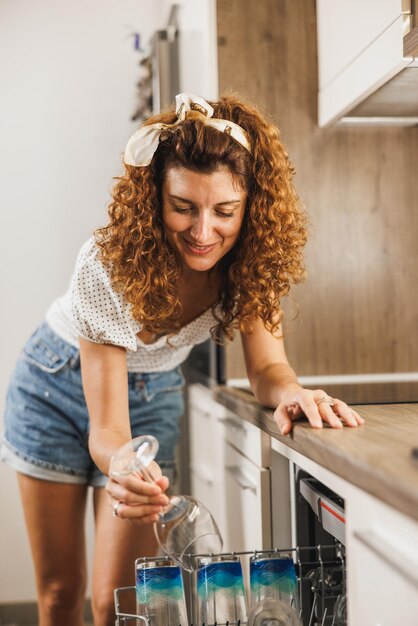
[114,586,150,625]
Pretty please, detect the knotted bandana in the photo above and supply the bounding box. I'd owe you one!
[124,92,251,166]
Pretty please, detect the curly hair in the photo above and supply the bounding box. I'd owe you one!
[95,94,307,341]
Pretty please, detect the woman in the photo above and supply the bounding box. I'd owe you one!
[1,93,363,626]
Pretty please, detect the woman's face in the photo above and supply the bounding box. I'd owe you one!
[162,166,246,274]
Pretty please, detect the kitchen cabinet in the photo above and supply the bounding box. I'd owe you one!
[223,442,271,552]
[188,384,228,540]
[348,490,418,624]
[212,385,418,624]
[316,0,415,125]
[188,383,272,553]
[271,437,418,624]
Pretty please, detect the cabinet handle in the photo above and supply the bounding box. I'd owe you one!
[354,529,418,588]
[218,416,245,432]
[191,463,214,486]
[226,465,257,492]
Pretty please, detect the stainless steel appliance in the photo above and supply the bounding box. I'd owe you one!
[151,5,180,113]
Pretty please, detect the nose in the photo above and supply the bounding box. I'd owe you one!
[189,211,212,243]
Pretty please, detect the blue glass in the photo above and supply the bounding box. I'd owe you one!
[136,558,188,626]
[196,556,247,626]
[249,554,299,609]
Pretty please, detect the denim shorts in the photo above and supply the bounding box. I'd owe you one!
[1,322,185,487]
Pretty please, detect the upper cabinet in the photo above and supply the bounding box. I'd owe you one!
[316,0,418,126]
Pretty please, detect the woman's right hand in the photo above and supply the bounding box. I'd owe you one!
[106,460,170,524]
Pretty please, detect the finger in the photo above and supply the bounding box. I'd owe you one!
[297,397,324,429]
[352,409,365,425]
[130,512,162,525]
[120,503,165,522]
[110,472,167,497]
[287,402,303,420]
[110,499,164,523]
[332,400,359,427]
[318,404,343,429]
[274,404,293,435]
[130,513,164,526]
[336,404,365,426]
[155,475,170,493]
[106,480,170,507]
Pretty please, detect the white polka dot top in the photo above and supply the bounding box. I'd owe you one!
[46,237,218,372]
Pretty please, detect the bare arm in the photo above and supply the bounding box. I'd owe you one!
[79,337,169,522]
[241,318,300,408]
[79,337,131,474]
[241,319,364,434]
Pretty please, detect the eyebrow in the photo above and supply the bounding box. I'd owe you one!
[168,194,242,206]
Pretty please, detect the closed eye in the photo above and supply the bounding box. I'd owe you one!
[173,205,234,218]
[216,211,235,218]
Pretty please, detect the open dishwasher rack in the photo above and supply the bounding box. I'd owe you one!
[114,543,346,626]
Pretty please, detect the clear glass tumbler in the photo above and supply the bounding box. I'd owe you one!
[247,597,302,626]
[135,556,188,626]
[249,553,299,610]
[195,554,248,626]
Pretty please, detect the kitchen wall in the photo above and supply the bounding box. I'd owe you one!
[0,0,219,606]
[0,0,164,603]
[217,0,418,386]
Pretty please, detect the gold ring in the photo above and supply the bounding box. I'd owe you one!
[112,501,122,518]
[316,395,334,407]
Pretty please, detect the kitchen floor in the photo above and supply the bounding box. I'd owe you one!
[0,615,97,625]
[0,602,95,625]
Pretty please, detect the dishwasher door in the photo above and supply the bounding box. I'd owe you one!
[295,467,346,625]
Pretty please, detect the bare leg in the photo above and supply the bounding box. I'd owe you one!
[91,486,159,626]
[17,474,88,626]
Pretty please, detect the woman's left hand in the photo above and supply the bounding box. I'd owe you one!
[273,386,365,435]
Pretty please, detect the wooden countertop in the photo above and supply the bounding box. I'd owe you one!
[213,386,418,523]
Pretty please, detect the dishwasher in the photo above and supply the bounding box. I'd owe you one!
[113,466,347,626]
[293,466,347,624]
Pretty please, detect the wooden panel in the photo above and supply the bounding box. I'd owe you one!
[404,25,418,55]
[217,0,418,382]
[404,0,418,56]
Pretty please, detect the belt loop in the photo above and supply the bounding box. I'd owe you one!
[70,352,80,370]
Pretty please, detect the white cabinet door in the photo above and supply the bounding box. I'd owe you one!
[188,384,272,554]
[222,442,271,553]
[217,408,271,467]
[346,487,418,624]
[316,0,411,125]
[317,0,403,89]
[350,529,418,624]
[188,385,228,540]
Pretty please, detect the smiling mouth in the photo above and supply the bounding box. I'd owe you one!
[183,239,218,254]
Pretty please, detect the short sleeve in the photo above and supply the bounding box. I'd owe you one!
[71,238,141,351]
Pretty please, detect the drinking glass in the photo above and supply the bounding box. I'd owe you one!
[247,597,302,626]
[110,435,223,571]
[135,556,188,626]
[249,553,299,610]
[195,554,248,626]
